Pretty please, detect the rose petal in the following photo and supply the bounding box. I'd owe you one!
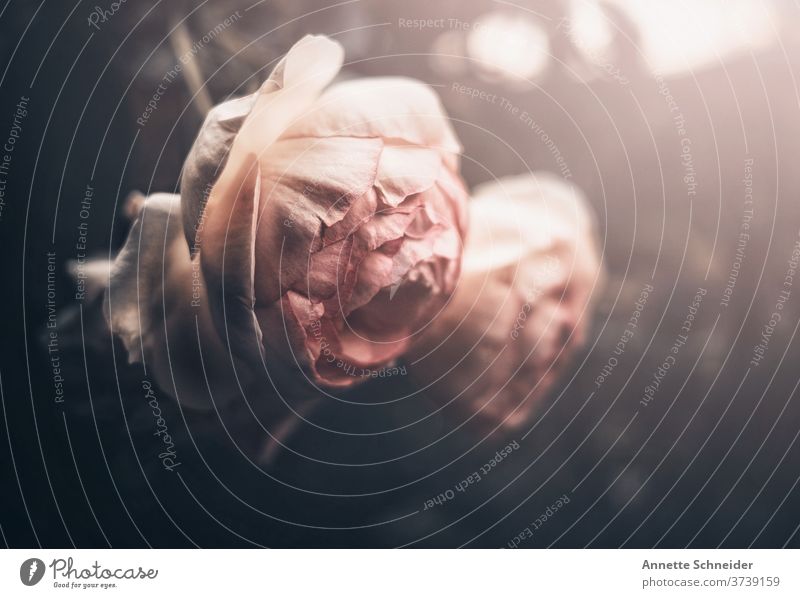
[106,193,245,407]
[106,193,184,365]
[181,34,344,245]
[252,136,384,303]
[180,94,255,248]
[374,145,442,207]
[259,136,383,226]
[283,77,462,156]
[199,159,264,362]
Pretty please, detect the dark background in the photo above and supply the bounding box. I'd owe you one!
[1,0,799,547]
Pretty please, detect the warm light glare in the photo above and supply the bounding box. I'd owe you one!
[467,11,550,82]
[610,0,778,75]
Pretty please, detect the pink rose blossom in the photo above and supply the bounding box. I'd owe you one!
[409,173,602,428]
[106,35,468,403]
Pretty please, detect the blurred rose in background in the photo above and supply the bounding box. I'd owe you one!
[410,173,601,428]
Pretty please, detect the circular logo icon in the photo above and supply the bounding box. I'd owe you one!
[20,558,45,586]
